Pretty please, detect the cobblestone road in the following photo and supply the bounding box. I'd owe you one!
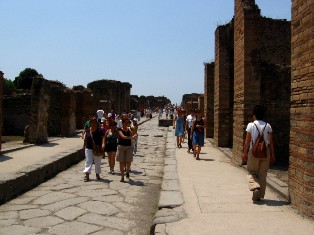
[0,117,168,235]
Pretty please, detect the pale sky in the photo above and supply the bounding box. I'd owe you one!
[1,0,291,104]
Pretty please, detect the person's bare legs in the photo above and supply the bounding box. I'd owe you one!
[125,162,131,179]
[120,162,125,182]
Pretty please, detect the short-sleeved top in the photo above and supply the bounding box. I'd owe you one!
[118,128,132,146]
[246,120,272,149]
[85,127,105,149]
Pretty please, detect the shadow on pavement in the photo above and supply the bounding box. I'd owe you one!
[128,179,144,186]
[40,143,59,147]
[255,199,290,207]
[0,155,13,162]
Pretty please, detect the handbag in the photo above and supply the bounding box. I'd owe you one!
[90,129,104,156]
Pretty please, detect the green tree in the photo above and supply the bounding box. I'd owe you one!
[14,68,39,89]
[3,78,16,95]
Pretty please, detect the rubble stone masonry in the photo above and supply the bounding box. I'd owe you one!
[289,0,314,218]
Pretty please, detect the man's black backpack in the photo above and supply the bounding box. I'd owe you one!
[252,123,267,158]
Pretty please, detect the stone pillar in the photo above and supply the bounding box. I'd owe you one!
[233,0,261,164]
[198,95,204,117]
[27,77,50,144]
[289,0,314,218]
[214,24,234,147]
[0,71,3,151]
[204,62,214,138]
[61,90,76,137]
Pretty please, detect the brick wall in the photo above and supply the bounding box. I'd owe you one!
[204,62,214,138]
[289,0,314,218]
[214,23,234,147]
[233,0,261,164]
[232,0,291,165]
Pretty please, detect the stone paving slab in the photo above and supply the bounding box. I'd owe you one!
[0,116,168,235]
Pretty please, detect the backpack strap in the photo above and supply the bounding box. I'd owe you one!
[252,122,268,146]
[253,122,267,135]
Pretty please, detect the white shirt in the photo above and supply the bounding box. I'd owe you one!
[96,110,104,119]
[186,114,195,128]
[246,120,272,149]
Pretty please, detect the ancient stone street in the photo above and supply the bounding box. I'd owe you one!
[0,117,167,235]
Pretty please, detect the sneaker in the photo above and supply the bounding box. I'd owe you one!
[252,189,260,201]
[108,169,112,173]
[111,170,115,175]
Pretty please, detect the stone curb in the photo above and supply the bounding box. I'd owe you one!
[151,127,186,235]
[209,138,290,201]
[0,148,84,205]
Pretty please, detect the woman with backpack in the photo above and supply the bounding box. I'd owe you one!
[243,105,275,202]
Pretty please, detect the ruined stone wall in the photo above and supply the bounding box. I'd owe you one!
[233,0,261,164]
[289,0,314,218]
[233,0,290,165]
[75,90,94,129]
[2,94,31,136]
[27,77,50,144]
[182,93,201,111]
[61,90,76,137]
[258,18,291,165]
[204,62,214,138]
[87,80,132,115]
[214,22,234,147]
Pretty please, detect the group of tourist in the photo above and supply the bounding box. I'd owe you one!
[173,108,206,160]
[82,110,141,182]
[82,104,276,203]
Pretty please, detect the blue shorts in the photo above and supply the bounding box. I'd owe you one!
[192,131,204,147]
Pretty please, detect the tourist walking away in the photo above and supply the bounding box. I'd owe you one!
[243,105,275,202]
[83,117,105,181]
[173,109,185,148]
[117,118,133,182]
[186,109,196,153]
[102,121,119,174]
[191,109,206,160]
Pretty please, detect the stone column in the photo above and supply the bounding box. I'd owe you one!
[233,0,261,164]
[0,71,3,151]
[27,77,50,144]
[289,0,314,218]
[214,24,234,147]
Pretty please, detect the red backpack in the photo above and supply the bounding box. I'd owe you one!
[252,123,267,158]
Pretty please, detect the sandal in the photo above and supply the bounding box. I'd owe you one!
[84,175,89,182]
[120,177,125,182]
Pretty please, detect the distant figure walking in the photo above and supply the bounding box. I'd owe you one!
[117,118,133,182]
[102,121,119,175]
[83,117,105,181]
[186,109,195,153]
[243,105,275,202]
[191,109,206,160]
[173,109,185,148]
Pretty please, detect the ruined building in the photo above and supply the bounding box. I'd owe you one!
[204,0,313,218]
